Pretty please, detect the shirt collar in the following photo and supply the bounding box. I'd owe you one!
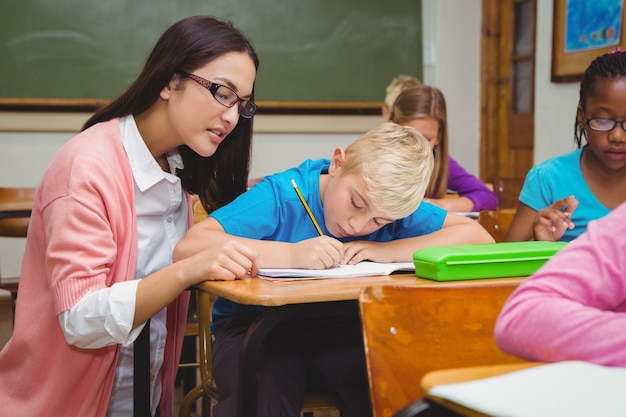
[120,115,184,192]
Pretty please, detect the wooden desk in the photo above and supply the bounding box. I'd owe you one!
[420,363,541,417]
[196,273,420,306]
[0,200,32,220]
[196,273,524,306]
[195,274,526,417]
[196,273,417,416]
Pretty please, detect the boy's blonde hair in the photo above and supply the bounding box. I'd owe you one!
[340,122,433,219]
[383,75,421,112]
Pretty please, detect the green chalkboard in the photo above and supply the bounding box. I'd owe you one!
[0,0,422,112]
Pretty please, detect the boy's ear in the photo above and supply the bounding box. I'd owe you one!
[328,147,346,176]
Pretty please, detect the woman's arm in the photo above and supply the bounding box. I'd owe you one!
[59,238,260,345]
[174,216,345,271]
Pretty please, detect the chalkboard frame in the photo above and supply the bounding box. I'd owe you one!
[0,98,383,115]
[0,1,421,115]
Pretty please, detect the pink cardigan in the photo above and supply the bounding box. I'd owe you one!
[0,119,191,417]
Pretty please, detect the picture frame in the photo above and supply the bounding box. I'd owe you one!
[551,0,626,83]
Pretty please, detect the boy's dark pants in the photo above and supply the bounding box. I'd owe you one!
[212,305,373,417]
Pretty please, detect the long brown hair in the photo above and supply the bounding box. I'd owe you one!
[389,85,449,198]
[82,16,260,213]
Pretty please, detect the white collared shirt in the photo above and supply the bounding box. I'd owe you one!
[58,115,188,416]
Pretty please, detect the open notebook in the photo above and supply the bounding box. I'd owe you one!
[257,261,415,281]
[429,361,626,417]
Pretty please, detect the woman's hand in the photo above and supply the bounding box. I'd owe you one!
[180,240,259,283]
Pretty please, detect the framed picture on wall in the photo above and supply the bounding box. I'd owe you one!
[552,0,625,82]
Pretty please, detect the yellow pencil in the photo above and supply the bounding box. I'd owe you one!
[291,179,324,236]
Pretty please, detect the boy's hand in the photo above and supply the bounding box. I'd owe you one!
[291,236,344,269]
[532,195,578,241]
[341,241,391,265]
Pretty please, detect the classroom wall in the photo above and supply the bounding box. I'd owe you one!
[0,0,581,280]
[421,0,481,175]
[0,0,583,181]
[534,0,581,162]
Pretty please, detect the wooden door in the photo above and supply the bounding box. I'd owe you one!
[480,0,537,182]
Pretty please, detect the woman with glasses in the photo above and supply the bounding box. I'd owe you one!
[0,16,259,417]
[506,49,626,242]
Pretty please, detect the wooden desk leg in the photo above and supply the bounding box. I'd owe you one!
[237,300,358,417]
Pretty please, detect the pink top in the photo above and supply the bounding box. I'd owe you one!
[0,119,190,417]
[495,201,626,366]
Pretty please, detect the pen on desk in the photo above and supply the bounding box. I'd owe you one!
[290,179,324,236]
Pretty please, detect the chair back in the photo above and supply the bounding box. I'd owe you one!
[0,187,35,237]
[192,198,208,224]
[477,209,516,242]
[492,176,524,209]
[359,281,525,417]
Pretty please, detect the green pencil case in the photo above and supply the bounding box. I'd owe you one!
[413,241,568,281]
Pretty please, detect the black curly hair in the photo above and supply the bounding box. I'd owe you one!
[575,49,626,147]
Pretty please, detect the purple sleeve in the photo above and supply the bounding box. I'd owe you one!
[446,156,498,210]
[494,202,626,366]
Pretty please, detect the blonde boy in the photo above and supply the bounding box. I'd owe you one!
[174,122,493,417]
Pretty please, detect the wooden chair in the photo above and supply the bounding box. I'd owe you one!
[359,281,526,417]
[477,209,516,242]
[180,200,338,417]
[491,176,524,209]
[0,187,36,326]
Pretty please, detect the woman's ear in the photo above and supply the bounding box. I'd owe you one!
[327,147,346,176]
[160,74,182,100]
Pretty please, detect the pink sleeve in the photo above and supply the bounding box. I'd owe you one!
[494,202,626,366]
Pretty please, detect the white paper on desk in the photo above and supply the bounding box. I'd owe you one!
[257,261,415,281]
[454,211,479,219]
[429,361,626,417]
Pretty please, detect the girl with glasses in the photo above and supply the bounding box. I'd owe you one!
[506,49,626,242]
[0,16,260,417]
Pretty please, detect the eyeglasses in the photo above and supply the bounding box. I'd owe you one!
[179,71,257,119]
[583,114,626,132]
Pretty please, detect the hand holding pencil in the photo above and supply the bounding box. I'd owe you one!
[290,179,347,269]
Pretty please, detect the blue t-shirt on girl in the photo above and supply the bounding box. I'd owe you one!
[209,158,447,332]
[519,148,610,242]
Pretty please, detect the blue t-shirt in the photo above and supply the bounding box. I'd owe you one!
[210,158,447,332]
[519,148,609,242]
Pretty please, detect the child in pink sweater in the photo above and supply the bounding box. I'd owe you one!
[495,200,626,366]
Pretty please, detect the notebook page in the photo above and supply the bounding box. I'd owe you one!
[257,261,415,280]
[429,361,626,417]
